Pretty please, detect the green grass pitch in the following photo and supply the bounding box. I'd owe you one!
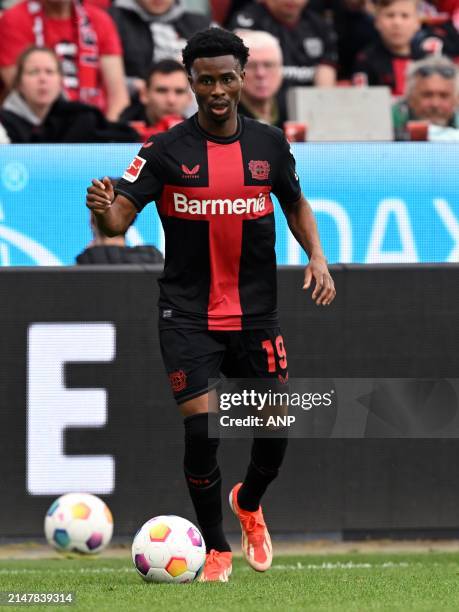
[1,553,459,611]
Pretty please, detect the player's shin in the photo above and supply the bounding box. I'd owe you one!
[237,435,288,511]
[183,413,231,552]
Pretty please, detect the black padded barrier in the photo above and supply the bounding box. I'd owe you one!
[1,264,459,537]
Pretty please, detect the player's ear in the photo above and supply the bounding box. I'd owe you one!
[188,74,195,94]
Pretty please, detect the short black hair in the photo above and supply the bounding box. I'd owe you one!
[147,59,187,86]
[182,28,249,74]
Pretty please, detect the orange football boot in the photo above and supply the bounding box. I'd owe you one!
[229,482,273,571]
[198,549,232,582]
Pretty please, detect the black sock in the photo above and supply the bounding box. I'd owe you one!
[183,413,231,553]
[237,436,288,512]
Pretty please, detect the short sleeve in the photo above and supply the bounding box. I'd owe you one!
[0,6,33,67]
[115,138,165,211]
[272,135,302,206]
[88,7,123,55]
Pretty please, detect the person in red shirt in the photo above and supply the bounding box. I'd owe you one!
[436,0,459,28]
[0,0,129,120]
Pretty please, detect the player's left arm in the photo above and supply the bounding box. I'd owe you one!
[272,132,335,306]
[282,195,336,306]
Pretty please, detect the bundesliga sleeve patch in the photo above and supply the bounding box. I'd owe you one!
[122,155,146,183]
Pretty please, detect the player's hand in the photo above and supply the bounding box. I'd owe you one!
[86,177,114,216]
[303,255,336,306]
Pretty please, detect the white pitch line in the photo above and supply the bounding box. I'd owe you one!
[0,561,411,576]
[262,561,410,570]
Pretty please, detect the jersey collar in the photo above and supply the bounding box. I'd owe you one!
[192,114,244,144]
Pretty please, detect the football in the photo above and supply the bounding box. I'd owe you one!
[132,515,206,583]
[44,493,114,554]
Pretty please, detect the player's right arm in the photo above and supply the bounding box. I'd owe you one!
[86,176,137,236]
[87,137,165,234]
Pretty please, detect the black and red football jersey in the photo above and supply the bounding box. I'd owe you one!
[352,39,425,95]
[352,24,459,95]
[115,114,301,331]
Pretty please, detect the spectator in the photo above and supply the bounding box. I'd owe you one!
[235,29,286,127]
[436,0,459,27]
[120,59,191,138]
[0,46,137,143]
[228,0,338,87]
[84,0,112,9]
[0,0,129,120]
[352,0,423,94]
[333,0,378,79]
[108,0,211,96]
[76,209,164,264]
[416,7,459,61]
[352,0,459,96]
[392,54,459,138]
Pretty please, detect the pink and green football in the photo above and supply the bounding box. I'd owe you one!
[132,515,206,583]
[44,493,113,554]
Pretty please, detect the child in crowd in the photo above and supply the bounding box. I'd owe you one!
[353,0,459,95]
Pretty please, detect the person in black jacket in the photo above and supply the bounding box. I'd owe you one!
[0,46,138,143]
[109,0,211,97]
[228,0,338,87]
[76,210,164,265]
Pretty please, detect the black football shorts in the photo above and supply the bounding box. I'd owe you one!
[159,327,289,404]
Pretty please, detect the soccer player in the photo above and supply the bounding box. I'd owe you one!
[86,28,336,582]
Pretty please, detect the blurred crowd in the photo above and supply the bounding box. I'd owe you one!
[0,0,457,143]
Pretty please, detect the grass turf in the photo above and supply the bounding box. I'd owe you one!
[1,553,459,611]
